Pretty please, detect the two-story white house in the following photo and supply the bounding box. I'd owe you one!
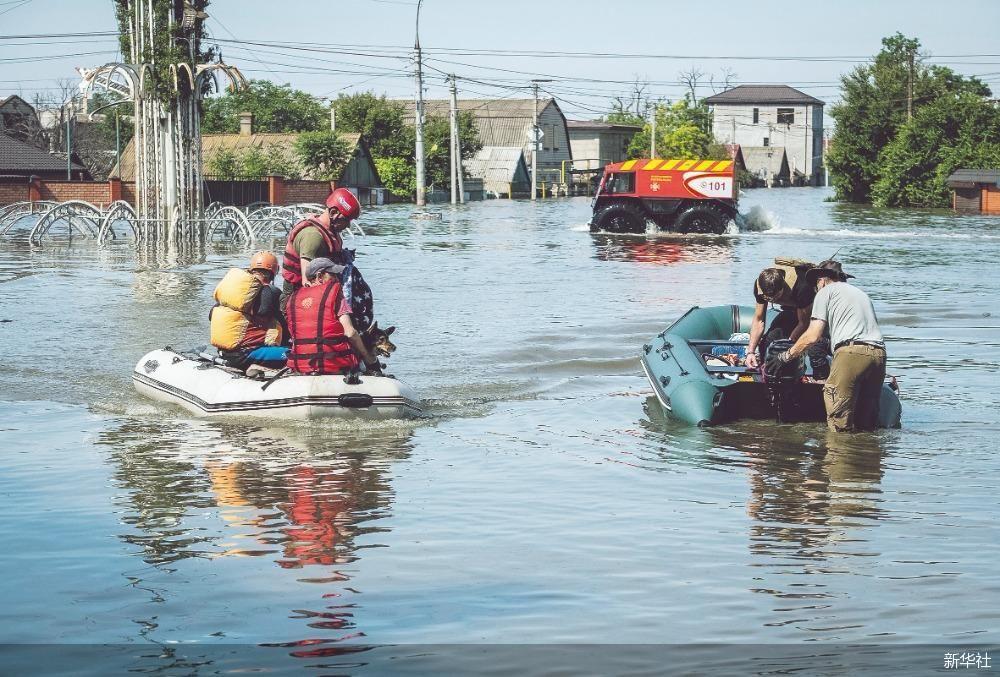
[705,85,825,186]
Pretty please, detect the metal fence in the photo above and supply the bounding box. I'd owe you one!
[202,176,268,207]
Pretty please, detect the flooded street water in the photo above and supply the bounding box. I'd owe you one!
[1,188,998,673]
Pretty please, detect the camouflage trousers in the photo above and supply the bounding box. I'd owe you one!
[824,344,886,432]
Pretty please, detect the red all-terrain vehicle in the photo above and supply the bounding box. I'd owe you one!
[590,158,738,234]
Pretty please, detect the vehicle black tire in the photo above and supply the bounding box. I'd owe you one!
[674,203,731,234]
[591,201,646,233]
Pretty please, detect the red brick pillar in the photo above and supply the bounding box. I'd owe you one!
[268,175,285,206]
[28,177,41,202]
[109,177,122,203]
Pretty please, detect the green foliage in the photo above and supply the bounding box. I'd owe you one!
[870,91,1000,207]
[113,0,212,105]
[202,80,327,134]
[206,147,240,178]
[333,91,410,158]
[375,157,416,197]
[206,144,300,179]
[295,131,352,182]
[626,99,717,160]
[604,110,647,127]
[828,32,997,206]
[422,111,482,190]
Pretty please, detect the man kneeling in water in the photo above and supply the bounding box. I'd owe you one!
[210,251,287,370]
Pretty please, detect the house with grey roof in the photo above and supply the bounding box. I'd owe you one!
[402,98,571,184]
[741,146,791,188]
[464,146,530,198]
[705,85,824,186]
[0,131,88,181]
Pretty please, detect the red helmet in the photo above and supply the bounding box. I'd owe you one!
[249,250,279,275]
[325,188,361,221]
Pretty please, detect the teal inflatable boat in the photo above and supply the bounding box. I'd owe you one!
[640,305,903,428]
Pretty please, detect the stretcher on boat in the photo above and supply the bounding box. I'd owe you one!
[132,348,422,420]
[640,305,902,428]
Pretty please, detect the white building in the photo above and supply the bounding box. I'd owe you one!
[566,120,641,171]
[705,85,825,186]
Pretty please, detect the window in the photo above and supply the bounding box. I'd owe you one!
[777,108,794,125]
[752,107,759,124]
[603,172,635,194]
[763,137,769,147]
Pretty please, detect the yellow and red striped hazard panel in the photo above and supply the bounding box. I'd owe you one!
[618,159,733,172]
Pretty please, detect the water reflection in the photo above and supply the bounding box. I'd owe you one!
[590,232,733,265]
[98,417,414,645]
[743,431,884,565]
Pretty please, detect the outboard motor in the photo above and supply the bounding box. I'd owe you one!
[764,339,805,423]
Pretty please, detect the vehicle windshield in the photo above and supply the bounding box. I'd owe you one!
[603,171,635,194]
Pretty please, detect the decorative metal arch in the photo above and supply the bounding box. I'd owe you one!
[97,201,140,244]
[0,201,58,237]
[206,205,254,244]
[29,201,103,245]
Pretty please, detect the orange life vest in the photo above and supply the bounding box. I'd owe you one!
[281,218,341,287]
[286,280,358,375]
[210,268,283,351]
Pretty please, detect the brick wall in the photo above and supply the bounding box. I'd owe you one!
[36,180,113,206]
[278,179,335,206]
[0,182,28,205]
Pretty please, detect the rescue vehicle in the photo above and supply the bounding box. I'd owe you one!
[590,158,738,234]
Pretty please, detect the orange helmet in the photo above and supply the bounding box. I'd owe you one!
[325,188,362,221]
[248,250,279,275]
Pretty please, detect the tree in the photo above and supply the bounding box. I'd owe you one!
[332,91,410,159]
[421,111,482,190]
[870,90,1000,207]
[206,144,301,179]
[294,131,352,182]
[626,99,721,160]
[374,157,415,197]
[201,80,327,134]
[829,33,997,206]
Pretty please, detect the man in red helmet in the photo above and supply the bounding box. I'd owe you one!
[280,187,362,312]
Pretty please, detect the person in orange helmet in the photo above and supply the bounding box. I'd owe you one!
[210,250,288,369]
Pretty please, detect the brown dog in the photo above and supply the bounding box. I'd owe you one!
[365,322,396,358]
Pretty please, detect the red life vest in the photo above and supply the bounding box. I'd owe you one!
[286,280,358,375]
[281,218,342,287]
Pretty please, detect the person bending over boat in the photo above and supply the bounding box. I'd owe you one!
[280,188,362,313]
[744,257,831,378]
[286,258,381,377]
[766,263,886,433]
[210,251,287,369]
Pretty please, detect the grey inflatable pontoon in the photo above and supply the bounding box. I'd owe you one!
[640,304,903,428]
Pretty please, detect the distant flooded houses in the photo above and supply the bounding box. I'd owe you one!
[706,84,825,186]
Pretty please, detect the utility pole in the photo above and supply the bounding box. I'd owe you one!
[907,46,915,121]
[449,75,458,204]
[414,0,427,206]
[448,74,465,204]
[330,104,336,132]
[650,102,657,158]
[530,79,551,201]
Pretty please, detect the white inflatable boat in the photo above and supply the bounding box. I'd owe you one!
[132,348,422,420]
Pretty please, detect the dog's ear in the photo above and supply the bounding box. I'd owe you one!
[385,326,395,336]
[370,320,379,332]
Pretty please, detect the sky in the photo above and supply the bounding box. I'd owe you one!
[3,0,1000,126]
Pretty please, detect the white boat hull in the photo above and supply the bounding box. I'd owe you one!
[132,349,422,420]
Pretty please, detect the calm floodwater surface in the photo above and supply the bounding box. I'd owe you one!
[1,188,998,674]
